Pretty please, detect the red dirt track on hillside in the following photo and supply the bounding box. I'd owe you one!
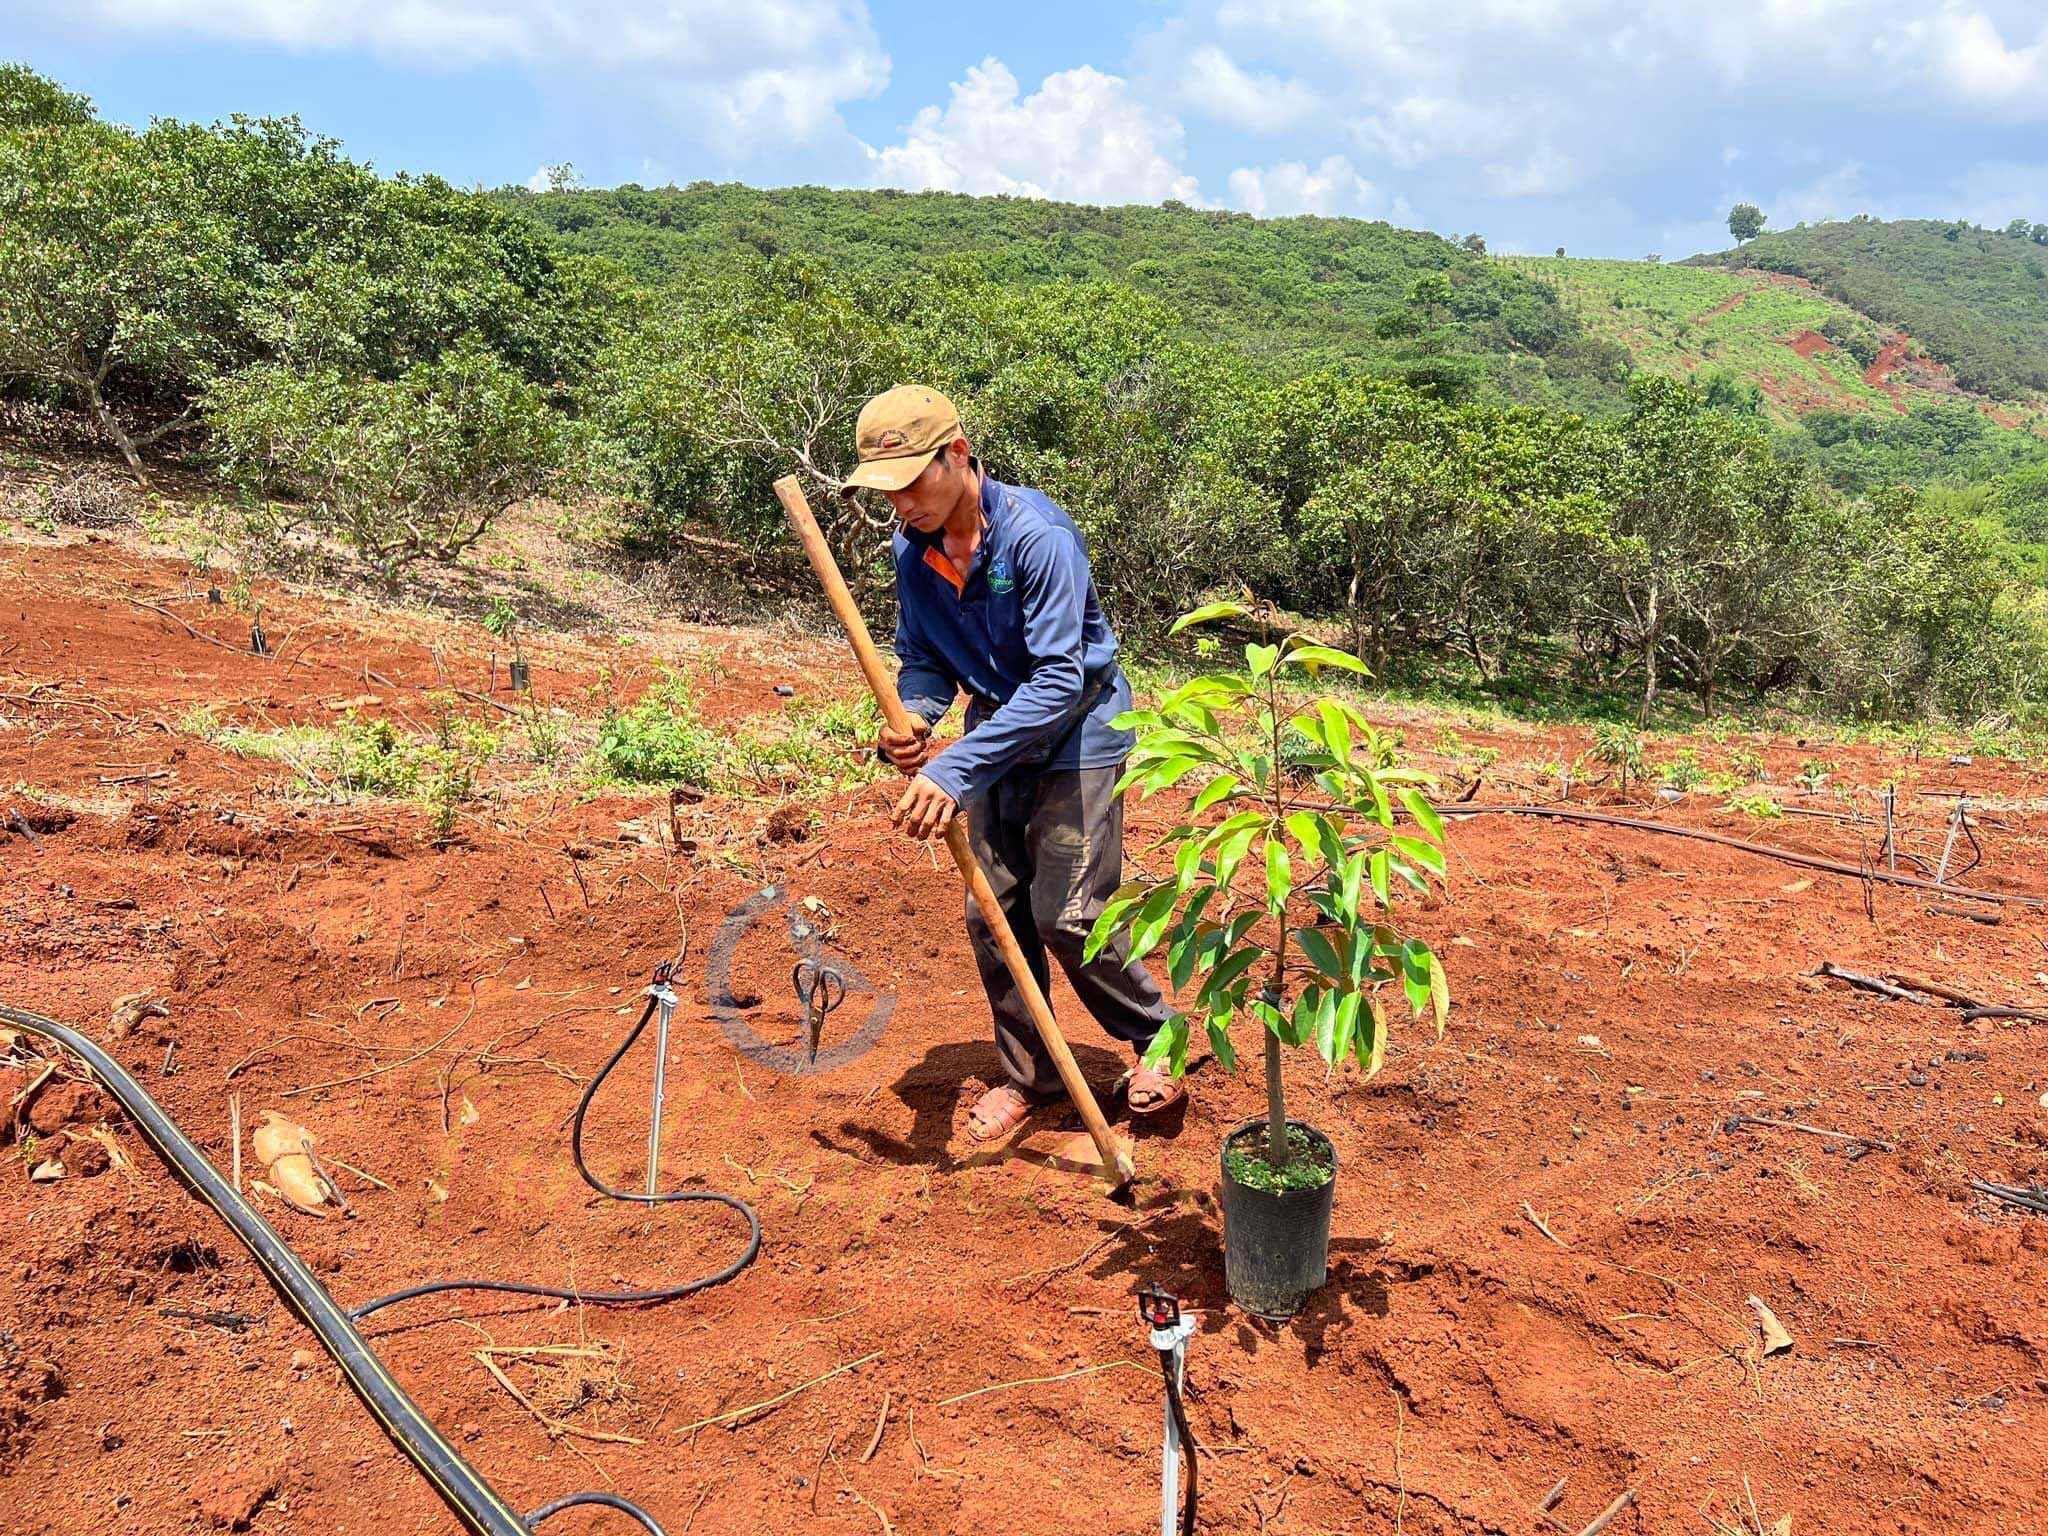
[4,539,2048,1536]
[1692,288,1751,325]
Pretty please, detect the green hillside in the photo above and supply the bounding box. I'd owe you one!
[1502,254,2048,493]
[497,182,1629,411]
[1501,256,1903,420]
[1685,217,2048,399]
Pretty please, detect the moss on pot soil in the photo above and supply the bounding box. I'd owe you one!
[1224,1124,1335,1194]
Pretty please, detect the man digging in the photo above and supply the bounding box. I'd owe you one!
[842,384,1188,1141]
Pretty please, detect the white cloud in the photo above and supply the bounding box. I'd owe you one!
[44,0,890,146]
[1946,161,2048,228]
[1484,144,1578,198]
[1919,9,2047,107]
[865,59,1202,206]
[1773,161,1874,226]
[524,164,554,193]
[1179,45,1321,133]
[1226,154,1376,216]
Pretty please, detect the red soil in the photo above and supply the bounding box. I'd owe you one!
[1862,335,1915,415]
[1783,329,1836,361]
[1864,335,1912,391]
[6,538,2048,1536]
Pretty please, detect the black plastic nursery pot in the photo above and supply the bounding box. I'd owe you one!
[1219,1118,1338,1319]
[508,658,531,692]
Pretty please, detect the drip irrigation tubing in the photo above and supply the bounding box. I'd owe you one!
[2,989,759,1536]
[350,987,759,1319]
[1433,802,2041,907]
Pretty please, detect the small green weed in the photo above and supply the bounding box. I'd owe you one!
[1658,748,1704,793]
[1725,793,1783,818]
[1795,758,1834,791]
[1725,745,1768,782]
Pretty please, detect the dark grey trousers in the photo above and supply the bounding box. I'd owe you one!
[963,765,1173,1096]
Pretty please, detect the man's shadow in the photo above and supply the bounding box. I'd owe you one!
[811,1038,1136,1173]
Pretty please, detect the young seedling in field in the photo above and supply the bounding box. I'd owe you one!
[1085,601,1450,1185]
[1592,721,1645,793]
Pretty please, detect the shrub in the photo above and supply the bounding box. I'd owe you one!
[206,340,566,576]
[593,670,716,786]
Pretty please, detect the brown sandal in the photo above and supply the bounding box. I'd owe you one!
[1125,1065,1187,1116]
[966,1083,1050,1142]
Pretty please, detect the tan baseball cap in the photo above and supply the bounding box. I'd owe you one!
[841,384,963,495]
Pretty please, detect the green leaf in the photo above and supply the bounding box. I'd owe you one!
[1213,822,1262,893]
[1082,892,1143,963]
[1399,787,1446,844]
[1199,808,1267,853]
[1197,943,1264,1008]
[1169,601,1249,635]
[1315,700,1355,769]
[1249,994,1289,1040]
[1190,773,1240,815]
[1264,837,1292,915]
[1285,988,1317,1047]
[1354,993,1387,1078]
[1310,813,1350,875]
[1369,848,1392,908]
[1338,849,1366,922]
[1127,883,1183,961]
[1283,810,1325,865]
[1294,924,1342,979]
[1427,945,1450,1037]
[1140,1014,1189,1076]
[1144,756,1206,793]
[1165,889,1218,991]
[1246,642,1279,678]
[1280,643,1370,676]
[1205,1017,1238,1072]
[1389,833,1447,878]
[1312,988,1346,1064]
[1400,939,1432,1017]
[1320,990,1360,1067]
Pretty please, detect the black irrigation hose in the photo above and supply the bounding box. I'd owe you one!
[525,1492,666,1535]
[1157,1346,1198,1536]
[350,989,760,1319]
[3,1002,529,1536]
[4,989,760,1536]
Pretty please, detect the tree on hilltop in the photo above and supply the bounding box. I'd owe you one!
[1727,202,1767,242]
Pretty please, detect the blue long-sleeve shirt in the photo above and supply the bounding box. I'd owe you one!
[893,470,1134,805]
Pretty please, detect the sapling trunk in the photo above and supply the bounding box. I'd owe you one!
[1262,653,1292,1173]
[1264,1025,1287,1169]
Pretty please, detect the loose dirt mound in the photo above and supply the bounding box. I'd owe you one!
[3,536,2047,1536]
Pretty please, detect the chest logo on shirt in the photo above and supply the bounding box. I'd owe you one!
[987,554,1016,594]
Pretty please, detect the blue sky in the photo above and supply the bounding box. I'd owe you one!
[10,2,2048,259]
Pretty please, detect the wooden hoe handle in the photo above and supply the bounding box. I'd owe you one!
[773,476,1135,1188]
